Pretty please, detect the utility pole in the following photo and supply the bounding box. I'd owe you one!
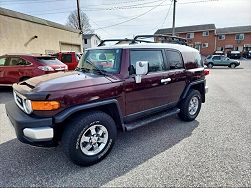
[172,0,177,36]
[77,0,82,33]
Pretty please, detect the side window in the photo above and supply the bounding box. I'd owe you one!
[212,56,220,60]
[165,50,184,69]
[130,50,165,74]
[9,57,20,66]
[17,59,31,66]
[0,58,6,66]
[61,54,72,63]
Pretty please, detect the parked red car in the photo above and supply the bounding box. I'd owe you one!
[0,54,68,86]
[53,52,81,70]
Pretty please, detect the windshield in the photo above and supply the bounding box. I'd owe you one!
[78,49,122,74]
[36,57,65,65]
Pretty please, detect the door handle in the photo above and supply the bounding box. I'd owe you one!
[161,78,171,83]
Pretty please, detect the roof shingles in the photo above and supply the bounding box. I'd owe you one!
[155,24,216,34]
[216,25,251,34]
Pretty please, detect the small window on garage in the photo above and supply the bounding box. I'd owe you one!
[61,54,72,63]
[165,50,184,69]
[130,50,165,74]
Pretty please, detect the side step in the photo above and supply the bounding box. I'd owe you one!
[124,108,180,131]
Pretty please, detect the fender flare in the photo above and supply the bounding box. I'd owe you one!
[180,79,206,102]
[54,99,125,130]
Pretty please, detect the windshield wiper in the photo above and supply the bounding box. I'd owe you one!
[84,59,108,76]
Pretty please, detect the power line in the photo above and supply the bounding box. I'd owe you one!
[26,0,219,16]
[160,0,173,28]
[0,0,68,5]
[94,0,167,30]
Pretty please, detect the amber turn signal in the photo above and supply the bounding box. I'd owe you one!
[31,101,60,111]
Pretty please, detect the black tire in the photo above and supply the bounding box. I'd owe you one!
[178,89,202,122]
[62,111,117,166]
[230,63,236,68]
[207,63,213,68]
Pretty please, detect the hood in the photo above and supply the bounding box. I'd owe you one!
[23,71,112,92]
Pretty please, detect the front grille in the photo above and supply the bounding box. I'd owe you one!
[13,91,25,112]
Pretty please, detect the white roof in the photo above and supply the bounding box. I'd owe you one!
[89,43,199,53]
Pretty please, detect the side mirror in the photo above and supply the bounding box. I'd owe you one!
[135,61,148,83]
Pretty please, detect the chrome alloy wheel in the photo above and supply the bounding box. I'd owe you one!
[188,96,199,116]
[80,124,109,156]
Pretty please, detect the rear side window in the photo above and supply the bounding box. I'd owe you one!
[165,50,184,69]
[212,56,221,60]
[36,57,65,65]
[130,50,165,74]
[61,54,72,63]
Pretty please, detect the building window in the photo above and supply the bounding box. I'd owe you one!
[218,34,225,40]
[84,39,88,44]
[202,43,208,48]
[235,34,244,40]
[186,33,194,39]
[202,31,209,36]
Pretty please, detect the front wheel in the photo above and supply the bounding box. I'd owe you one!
[62,111,117,166]
[178,89,202,121]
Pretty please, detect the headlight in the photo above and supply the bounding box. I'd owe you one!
[23,99,33,114]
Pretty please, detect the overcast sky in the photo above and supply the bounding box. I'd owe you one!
[0,0,251,39]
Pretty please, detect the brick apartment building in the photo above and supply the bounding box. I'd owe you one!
[216,26,251,54]
[155,24,251,56]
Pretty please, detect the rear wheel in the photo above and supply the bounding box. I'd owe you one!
[178,89,202,121]
[62,111,117,166]
[207,63,213,68]
[230,63,236,68]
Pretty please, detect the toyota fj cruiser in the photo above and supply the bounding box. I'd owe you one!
[5,35,209,166]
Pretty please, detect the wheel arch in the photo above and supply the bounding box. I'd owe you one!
[180,80,206,103]
[54,99,125,131]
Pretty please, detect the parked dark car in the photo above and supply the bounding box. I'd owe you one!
[205,55,240,68]
[227,51,241,59]
[6,35,209,166]
[53,52,81,70]
[0,54,68,86]
[242,51,251,59]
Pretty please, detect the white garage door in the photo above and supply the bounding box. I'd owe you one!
[60,43,81,52]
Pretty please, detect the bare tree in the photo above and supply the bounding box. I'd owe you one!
[66,10,94,34]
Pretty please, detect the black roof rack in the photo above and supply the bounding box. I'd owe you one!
[98,35,187,47]
[131,34,187,45]
[98,39,133,46]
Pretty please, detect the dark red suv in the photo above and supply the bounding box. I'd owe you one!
[6,35,209,166]
[0,54,68,86]
[53,52,81,70]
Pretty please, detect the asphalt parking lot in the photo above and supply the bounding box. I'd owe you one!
[0,60,250,187]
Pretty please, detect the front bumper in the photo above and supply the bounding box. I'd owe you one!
[5,101,56,147]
